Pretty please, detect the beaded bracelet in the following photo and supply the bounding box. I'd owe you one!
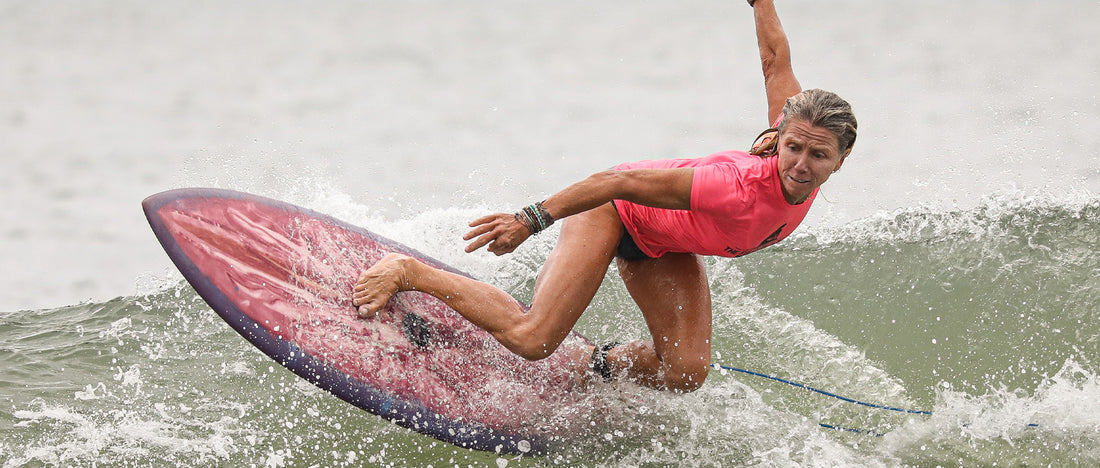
[514,210,537,234]
[514,201,554,235]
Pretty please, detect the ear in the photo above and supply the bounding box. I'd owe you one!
[833,148,851,173]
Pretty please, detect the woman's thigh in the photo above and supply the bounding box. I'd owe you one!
[617,252,712,375]
[523,203,623,348]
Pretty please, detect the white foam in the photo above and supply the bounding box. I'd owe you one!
[8,396,271,467]
[803,189,1099,247]
[873,358,1100,464]
[584,379,890,467]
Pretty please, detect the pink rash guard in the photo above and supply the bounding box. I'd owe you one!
[612,150,816,258]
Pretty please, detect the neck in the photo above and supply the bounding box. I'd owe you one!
[782,187,810,205]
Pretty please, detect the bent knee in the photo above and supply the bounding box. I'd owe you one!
[510,342,557,361]
[496,325,564,361]
[665,364,710,393]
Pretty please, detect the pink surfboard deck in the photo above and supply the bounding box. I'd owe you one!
[142,188,594,455]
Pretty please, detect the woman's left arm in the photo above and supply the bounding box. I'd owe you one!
[752,0,801,125]
[463,168,693,255]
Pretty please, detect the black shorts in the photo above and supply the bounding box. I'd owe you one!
[616,230,653,261]
[611,200,656,261]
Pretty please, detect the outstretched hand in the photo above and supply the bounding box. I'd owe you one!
[463,213,532,256]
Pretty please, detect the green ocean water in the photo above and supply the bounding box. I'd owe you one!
[3,193,1097,467]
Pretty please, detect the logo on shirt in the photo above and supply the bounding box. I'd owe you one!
[723,224,786,257]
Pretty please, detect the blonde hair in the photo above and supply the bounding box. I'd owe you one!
[778,89,858,154]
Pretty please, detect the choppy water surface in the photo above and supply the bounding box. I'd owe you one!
[3,194,1098,466]
[3,0,1099,466]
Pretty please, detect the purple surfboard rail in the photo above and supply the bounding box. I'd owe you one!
[141,188,595,455]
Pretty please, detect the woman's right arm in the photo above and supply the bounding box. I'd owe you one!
[544,168,694,220]
[752,0,802,125]
[463,168,693,255]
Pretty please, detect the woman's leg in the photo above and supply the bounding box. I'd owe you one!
[609,252,712,392]
[353,203,623,361]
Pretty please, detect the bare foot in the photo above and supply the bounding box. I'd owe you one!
[352,253,414,318]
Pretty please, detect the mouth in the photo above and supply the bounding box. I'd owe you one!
[786,175,811,184]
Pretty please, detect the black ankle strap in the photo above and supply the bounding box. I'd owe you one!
[590,342,620,382]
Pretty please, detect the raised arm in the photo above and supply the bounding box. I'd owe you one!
[463,168,693,255]
[752,0,801,125]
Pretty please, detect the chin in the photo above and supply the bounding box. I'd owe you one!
[783,184,813,203]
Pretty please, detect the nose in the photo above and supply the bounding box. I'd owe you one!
[789,153,810,174]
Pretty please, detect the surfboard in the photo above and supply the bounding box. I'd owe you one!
[141,188,595,455]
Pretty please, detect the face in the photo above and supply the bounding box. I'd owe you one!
[776,119,849,205]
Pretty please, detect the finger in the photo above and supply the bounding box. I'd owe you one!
[462,223,494,241]
[468,229,504,252]
[464,234,493,253]
[468,213,502,228]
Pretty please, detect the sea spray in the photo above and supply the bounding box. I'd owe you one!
[4,191,1099,466]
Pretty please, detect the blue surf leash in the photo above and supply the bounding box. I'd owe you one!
[711,363,924,436]
[711,363,931,415]
[711,363,1040,435]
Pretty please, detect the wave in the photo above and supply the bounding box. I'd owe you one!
[737,191,1099,397]
[3,191,1097,466]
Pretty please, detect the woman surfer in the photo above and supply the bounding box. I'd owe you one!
[353,0,857,393]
